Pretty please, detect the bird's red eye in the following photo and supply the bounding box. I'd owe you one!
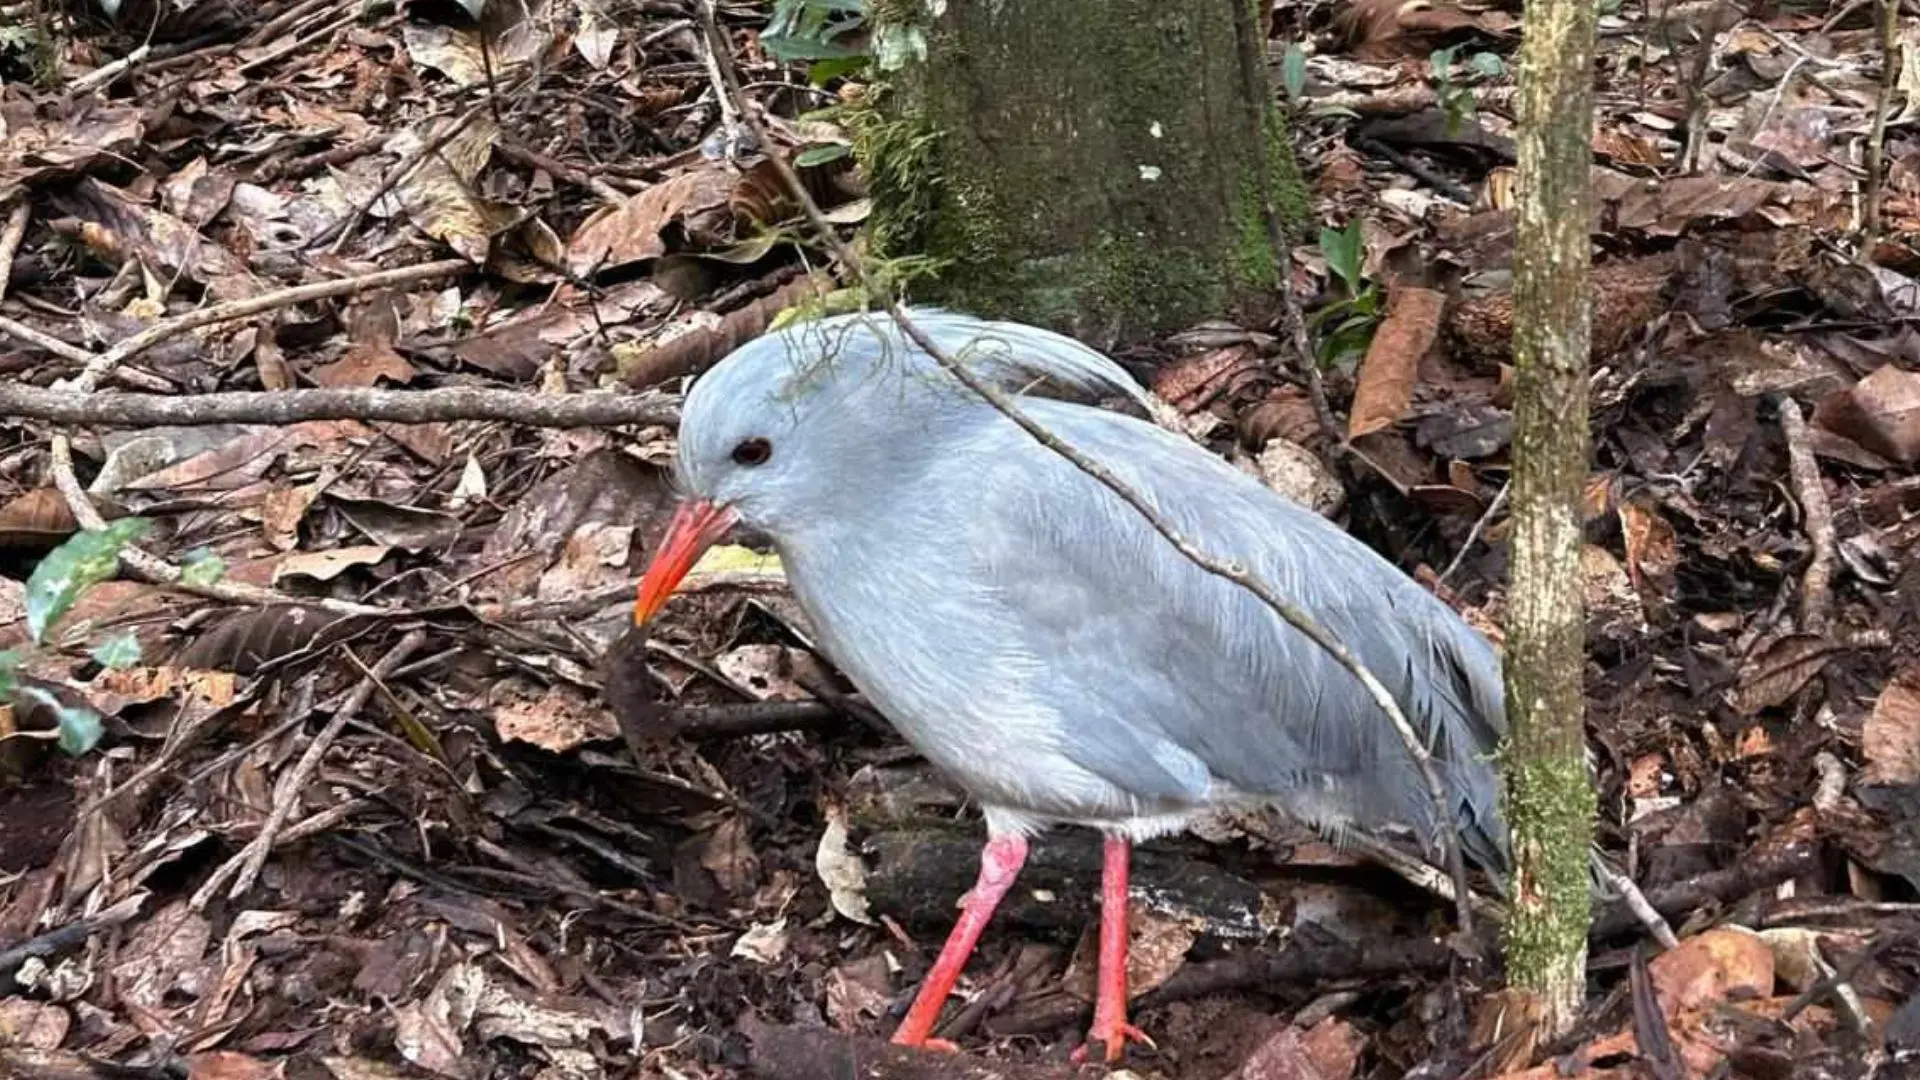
[731,437,772,466]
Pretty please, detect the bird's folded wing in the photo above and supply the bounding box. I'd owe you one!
[960,400,1506,841]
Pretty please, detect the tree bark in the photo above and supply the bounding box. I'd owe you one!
[1502,0,1601,1037]
[861,0,1306,347]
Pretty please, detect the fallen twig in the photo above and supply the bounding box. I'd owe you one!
[1778,398,1834,635]
[1440,480,1512,586]
[0,892,148,996]
[190,629,428,908]
[1589,841,1819,938]
[0,384,678,428]
[29,258,469,609]
[314,104,496,253]
[1860,0,1901,249]
[695,0,1484,939]
[47,437,387,617]
[0,200,28,301]
[61,259,471,388]
[0,316,90,365]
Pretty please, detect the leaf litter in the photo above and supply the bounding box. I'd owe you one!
[0,0,1913,1078]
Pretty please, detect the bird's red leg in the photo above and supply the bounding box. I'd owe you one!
[891,833,1029,1052]
[1074,833,1155,1064]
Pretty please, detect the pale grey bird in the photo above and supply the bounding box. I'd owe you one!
[634,308,1509,1063]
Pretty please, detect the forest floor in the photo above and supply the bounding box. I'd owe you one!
[1,0,1918,1078]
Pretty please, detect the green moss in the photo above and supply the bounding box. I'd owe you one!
[1498,750,1595,997]
[856,0,1309,341]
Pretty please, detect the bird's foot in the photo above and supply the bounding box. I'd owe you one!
[1071,1021,1155,1065]
[889,1028,962,1054]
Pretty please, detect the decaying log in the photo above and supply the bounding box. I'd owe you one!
[985,923,1453,1038]
[863,829,1283,942]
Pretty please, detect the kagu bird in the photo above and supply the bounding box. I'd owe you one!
[634,309,1510,1062]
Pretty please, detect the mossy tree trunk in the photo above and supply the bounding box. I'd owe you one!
[1503,0,1600,1038]
[861,0,1306,347]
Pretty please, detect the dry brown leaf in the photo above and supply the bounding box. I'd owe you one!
[1619,499,1680,601]
[490,681,617,753]
[1151,345,1260,413]
[1348,287,1442,439]
[1227,1022,1335,1080]
[1604,174,1789,236]
[0,998,71,1050]
[1583,545,1645,640]
[124,423,346,493]
[160,157,239,230]
[1730,634,1831,715]
[392,964,482,1079]
[1647,927,1774,1018]
[567,170,720,275]
[172,605,372,674]
[0,488,79,551]
[0,98,146,191]
[1863,664,1920,785]
[815,803,874,926]
[1299,1016,1365,1080]
[311,340,416,388]
[1811,365,1920,465]
[1258,439,1345,517]
[271,545,392,584]
[110,900,212,1010]
[824,956,893,1030]
[700,814,761,896]
[391,116,515,263]
[257,483,321,553]
[535,521,636,602]
[90,667,237,716]
[185,1051,286,1080]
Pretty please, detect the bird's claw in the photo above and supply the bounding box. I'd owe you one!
[1071,1021,1155,1064]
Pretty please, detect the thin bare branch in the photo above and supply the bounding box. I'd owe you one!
[0,384,678,428]
[0,200,29,302]
[1860,0,1901,248]
[1779,398,1834,635]
[192,629,429,908]
[66,259,471,394]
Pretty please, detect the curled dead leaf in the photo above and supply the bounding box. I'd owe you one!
[1730,634,1831,716]
[1863,664,1920,785]
[1348,287,1442,439]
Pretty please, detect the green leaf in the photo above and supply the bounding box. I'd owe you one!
[794,142,852,167]
[17,686,104,756]
[1468,51,1506,78]
[1281,44,1308,101]
[0,650,21,700]
[761,30,865,61]
[26,518,152,645]
[90,632,142,670]
[1318,222,1365,294]
[807,54,868,83]
[179,548,227,588]
[1429,45,1458,81]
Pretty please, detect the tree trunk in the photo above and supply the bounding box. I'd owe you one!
[859,0,1306,347]
[1502,0,1601,1038]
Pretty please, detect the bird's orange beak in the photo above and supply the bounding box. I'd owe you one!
[634,498,739,625]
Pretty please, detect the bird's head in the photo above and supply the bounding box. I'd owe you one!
[632,308,1152,625]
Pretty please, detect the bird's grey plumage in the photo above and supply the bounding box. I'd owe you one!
[676,308,1511,878]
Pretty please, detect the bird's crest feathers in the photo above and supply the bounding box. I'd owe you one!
[757,307,1154,413]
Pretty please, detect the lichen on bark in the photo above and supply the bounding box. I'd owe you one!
[1502,0,1600,1033]
[856,0,1307,346]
